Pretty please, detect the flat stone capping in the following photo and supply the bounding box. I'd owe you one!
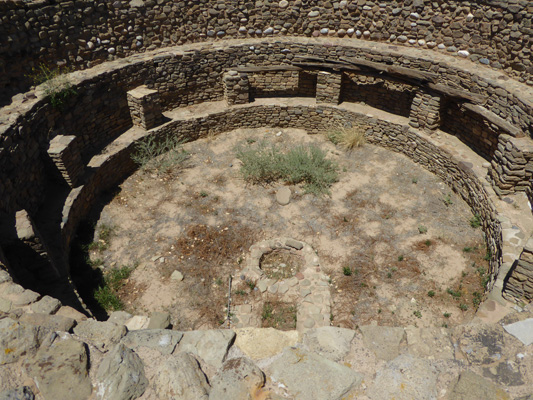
[463,103,522,138]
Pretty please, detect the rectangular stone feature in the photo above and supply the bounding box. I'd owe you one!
[127,85,163,130]
[223,71,250,105]
[47,135,83,188]
[316,71,342,104]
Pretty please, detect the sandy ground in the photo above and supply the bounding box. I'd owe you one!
[85,127,488,330]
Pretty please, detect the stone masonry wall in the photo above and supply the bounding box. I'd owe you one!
[342,73,417,118]
[1,0,532,105]
[504,237,533,303]
[249,70,300,99]
[1,38,532,218]
[60,102,503,291]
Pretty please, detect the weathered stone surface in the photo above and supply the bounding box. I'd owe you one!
[147,311,171,329]
[153,352,210,400]
[19,313,76,332]
[448,371,510,400]
[360,325,405,361]
[108,311,133,325]
[56,306,88,322]
[405,326,454,359]
[178,330,235,369]
[95,343,148,400]
[73,320,127,351]
[267,347,362,400]
[0,318,47,365]
[503,318,533,346]
[275,187,291,205]
[0,386,34,400]
[121,329,183,355]
[209,357,265,400]
[234,327,299,360]
[303,326,355,361]
[367,354,437,400]
[0,386,35,400]
[24,339,92,400]
[30,296,61,315]
[125,315,149,331]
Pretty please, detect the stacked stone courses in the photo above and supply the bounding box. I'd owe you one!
[1,38,533,218]
[1,0,532,105]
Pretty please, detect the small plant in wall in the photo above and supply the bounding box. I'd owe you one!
[30,63,77,109]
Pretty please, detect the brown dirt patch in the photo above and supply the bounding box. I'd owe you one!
[84,127,488,330]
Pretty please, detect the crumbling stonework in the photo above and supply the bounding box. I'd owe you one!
[504,237,533,303]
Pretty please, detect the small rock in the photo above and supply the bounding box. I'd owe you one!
[95,343,148,400]
[153,353,209,400]
[108,47,116,54]
[0,386,34,400]
[178,330,236,369]
[125,315,150,331]
[24,339,92,400]
[503,318,533,345]
[303,326,356,361]
[0,318,47,365]
[448,371,510,400]
[368,354,437,400]
[30,296,61,315]
[73,320,127,351]
[286,239,303,250]
[308,10,319,17]
[55,306,88,322]
[19,313,76,332]
[360,325,405,361]
[148,311,171,329]
[458,50,470,58]
[108,311,133,325]
[267,347,362,400]
[121,329,183,355]
[276,187,291,206]
[278,0,288,8]
[235,327,298,360]
[171,270,184,281]
[209,357,266,399]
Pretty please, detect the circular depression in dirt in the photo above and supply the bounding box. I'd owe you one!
[74,127,488,330]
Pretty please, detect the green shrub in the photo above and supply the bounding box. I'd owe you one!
[131,135,188,174]
[470,213,482,229]
[94,265,134,312]
[342,266,352,276]
[30,64,77,109]
[236,142,338,195]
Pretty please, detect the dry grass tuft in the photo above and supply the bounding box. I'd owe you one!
[327,124,367,150]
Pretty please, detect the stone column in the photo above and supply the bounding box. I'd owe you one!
[409,89,442,131]
[47,135,83,188]
[489,135,533,196]
[503,237,533,304]
[127,85,163,130]
[223,70,250,105]
[316,71,342,104]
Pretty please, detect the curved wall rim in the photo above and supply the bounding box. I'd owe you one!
[1,38,532,217]
[59,101,503,298]
[1,0,532,105]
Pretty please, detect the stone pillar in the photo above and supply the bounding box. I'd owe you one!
[223,70,250,105]
[316,71,342,104]
[489,135,533,196]
[47,135,83,188]
[503,237,533,304]
[127,85,163,130]
[409,89,442,131]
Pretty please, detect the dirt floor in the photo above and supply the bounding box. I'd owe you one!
[83,127,488,330]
